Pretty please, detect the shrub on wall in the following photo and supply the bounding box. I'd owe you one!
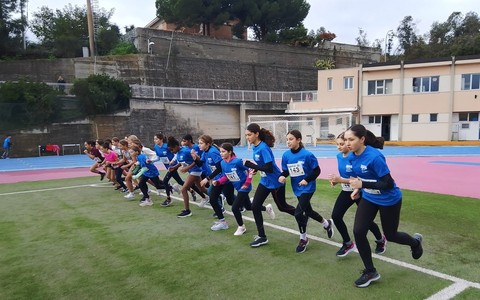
[0,79,59,129]
[71,74,131,116]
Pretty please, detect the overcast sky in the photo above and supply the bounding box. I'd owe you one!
[27,0,479,46]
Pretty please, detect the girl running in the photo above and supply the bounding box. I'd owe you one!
[328,132,386,257]
[212,143,255,236]
[84,140,106,180]
[345,124,423,288]
[243,123,296,247]
[278,130,334,253]
[167,136,208,217]
[153,133,182,207]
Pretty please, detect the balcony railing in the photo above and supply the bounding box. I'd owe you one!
[2,81,317,103]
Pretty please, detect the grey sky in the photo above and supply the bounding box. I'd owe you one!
[27,0,479,46]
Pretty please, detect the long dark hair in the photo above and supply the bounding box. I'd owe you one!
[167,136,180,148]
[220,142,236,157]
[155,132,166,143]
[347,124,384,149]
[287,129,304,148]
[246,123,275,147]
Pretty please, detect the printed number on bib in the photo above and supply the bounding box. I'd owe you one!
[226,171,240,182]
[287,163,305,177]
[160,157,170,164]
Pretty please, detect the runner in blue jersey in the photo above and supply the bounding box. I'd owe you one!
[192,135,234,231]
[167,136,208,218]
[328,132,385,258]
[153,133,183,206]
[278,130,334,253]
[129,145,167,207]
[244,123,296,248]
[345,124,423,288]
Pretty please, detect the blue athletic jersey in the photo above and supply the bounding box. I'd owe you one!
[281,147,318,196]
[177,146,202,174]
[336,152,354,192]
[200,146,223,180]
[252,141,282,189]
[221,157,252,192]
[348,145,402,206]
[154,144,174,168]
[3,137,11,148]
[137,153,160,178]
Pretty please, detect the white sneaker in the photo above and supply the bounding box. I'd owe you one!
[211,220,229,231]
[266,204,276,220]
[199,196,210,208]
[234,225,246,236]
[172,184,181,194]
[139,199,153,207]
[124,192,135,199]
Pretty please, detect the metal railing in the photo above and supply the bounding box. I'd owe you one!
[2,81,317,103]
[130,85,317,103]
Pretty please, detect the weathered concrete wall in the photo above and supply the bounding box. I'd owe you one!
[4,99,288,157]
[0,28,381,91]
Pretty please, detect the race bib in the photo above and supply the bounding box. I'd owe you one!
[226,171,240,182]
[364,188,381,194]
[259,171,267,177]
[209,165,217,172]
[341,183,353,192]
[287,162,305,177]
[160,157,170,164]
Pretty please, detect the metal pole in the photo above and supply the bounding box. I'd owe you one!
[86,0,95,56]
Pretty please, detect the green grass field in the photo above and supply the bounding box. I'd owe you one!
[0,176,479,299]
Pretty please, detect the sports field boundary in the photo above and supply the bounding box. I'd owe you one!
[2,183,479,299]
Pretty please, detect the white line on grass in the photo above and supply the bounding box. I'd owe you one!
[1,185,478,299]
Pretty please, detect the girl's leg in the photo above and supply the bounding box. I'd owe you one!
[232,192,250,226]
[125,172,133,192]
[138,175,149,198]
[353,198,379,272]
[181,175,198,210]
[271,185,295,216]
[171,170,185,185]
[379,200,418,247]
[115,167,127,189]
[251,184,270,238]
[332,191,356,243]
[209,184,224,219]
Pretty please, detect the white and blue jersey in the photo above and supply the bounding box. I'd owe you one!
[137,153,160,178]
[336,152,354,192]
[252,141,283,189]
[221,157,252,193]
[348,145,402,206]
[154,143,174,168]
[200,146,223,180]
[177,146,203,174]
[281,147,318,197]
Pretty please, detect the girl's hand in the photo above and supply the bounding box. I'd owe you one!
[351,189,361,200]
[278,176,286,183]
[298,179,307,186]
[349,177,363,189]
[200,178,209,187]
[179,167,188,173]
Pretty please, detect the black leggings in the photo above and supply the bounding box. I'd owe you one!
[354,198,418,271]
[114,167,127,190]
[209,183,235,220]
[163,169,184,197]
[232,191,252,226]
[251,184,295,238]
[295,192,325,234]
[139,175,166,198]
[332,190,382,243]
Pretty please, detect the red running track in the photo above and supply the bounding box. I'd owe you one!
[0,156,479,199]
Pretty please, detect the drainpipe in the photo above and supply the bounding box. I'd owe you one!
[357,65,362,124]
[448,56,455,141]
[398,61,405,141]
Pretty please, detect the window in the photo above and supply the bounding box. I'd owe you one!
[459,112,479,121]
[461,74,480,90]
[336,117,343,125]
[430,113,438,122]
[413,76,439,93]
[344,77,354,90]
[327,78,333,91]
[368,115,381,124]
[367,79,393,95]
[411,114,419,122]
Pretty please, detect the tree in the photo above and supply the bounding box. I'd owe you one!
[0,0,28,57]
[0,79,59,128]
[30,4,119,58]
[156,0,231,36]
[355,28,369,47]
[395,16,419,56]
[70,74,131,116]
